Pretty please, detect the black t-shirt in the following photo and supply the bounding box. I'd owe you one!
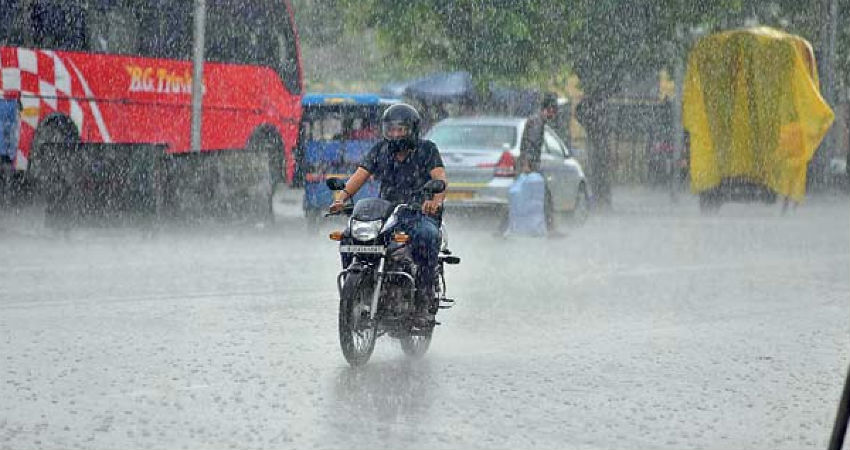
[359,139,444,204]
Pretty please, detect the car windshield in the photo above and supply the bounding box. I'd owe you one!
[427,124,517,150]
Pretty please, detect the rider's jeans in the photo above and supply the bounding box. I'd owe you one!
[398,211,440,301]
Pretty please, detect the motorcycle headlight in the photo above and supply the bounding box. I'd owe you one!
[350,219,382,242]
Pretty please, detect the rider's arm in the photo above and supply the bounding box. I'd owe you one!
[422,166,447,216]
[429,167,447,205]
[339,167,371,202]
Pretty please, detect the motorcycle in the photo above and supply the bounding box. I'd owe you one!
[325,177,460,366]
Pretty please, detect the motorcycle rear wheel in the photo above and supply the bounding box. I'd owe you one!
[339,272,378,367]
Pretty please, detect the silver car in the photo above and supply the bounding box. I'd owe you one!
[425,117,590,221]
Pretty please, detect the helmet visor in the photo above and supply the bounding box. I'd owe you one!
[382,121,410,140]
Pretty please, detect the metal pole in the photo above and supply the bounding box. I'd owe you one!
[669,26,686,203]
[670,54,685,203]
[828,365,850,450]
[817,0,838,186]
[190,0,205,153]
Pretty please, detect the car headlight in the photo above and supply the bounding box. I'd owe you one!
[350,219,382,241]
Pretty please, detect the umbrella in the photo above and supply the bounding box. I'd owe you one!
[403,71,475,104]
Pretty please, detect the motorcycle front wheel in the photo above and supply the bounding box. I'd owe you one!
[339,272,378,367]
[399,329,433,359]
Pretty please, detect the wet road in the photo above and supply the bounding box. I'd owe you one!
[2,188,848,449]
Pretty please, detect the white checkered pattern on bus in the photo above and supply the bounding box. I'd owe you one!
[0,47,112,169]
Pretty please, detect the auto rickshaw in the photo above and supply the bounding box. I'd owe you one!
[682,27,834,212]
[297,94,400,227]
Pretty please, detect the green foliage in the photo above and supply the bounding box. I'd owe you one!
[339,0,756,95]
[339,0,571,87]
[291,0,346,45]
[566,0,766,97]
[327,0,845,100]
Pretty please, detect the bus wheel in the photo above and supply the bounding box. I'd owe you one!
[246,131,282,225]
[568,183,590,226]
[29,119,78,191]
[30,118,79,226]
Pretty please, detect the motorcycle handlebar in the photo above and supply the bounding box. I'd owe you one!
[324,203,355,217]
[325,202,438,218]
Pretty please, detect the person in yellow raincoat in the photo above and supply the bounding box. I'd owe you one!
[682,27,834,209]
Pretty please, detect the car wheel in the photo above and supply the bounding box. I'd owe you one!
[568,183,589,226]
[31,118,79,228]
[699,192,722,214]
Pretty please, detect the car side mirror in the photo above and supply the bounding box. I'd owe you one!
[326,177,346,191]
[423,179,446,194]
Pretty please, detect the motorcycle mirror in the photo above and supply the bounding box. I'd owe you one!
[326,178,346,191]
[423,179,446,194]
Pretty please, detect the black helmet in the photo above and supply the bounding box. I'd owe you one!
[541,92,558,110]
[381,103,421,150]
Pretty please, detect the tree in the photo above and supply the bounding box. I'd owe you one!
[342,1,749,205]
[567,0,709,205]
[339,0,571,86]
[292,0,347,45]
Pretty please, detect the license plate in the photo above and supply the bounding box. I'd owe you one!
[339,245,385,254]
[445,191,475,200]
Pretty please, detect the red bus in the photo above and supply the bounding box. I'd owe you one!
[0,0,303,191]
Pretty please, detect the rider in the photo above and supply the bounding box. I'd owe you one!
[329,103,448,325]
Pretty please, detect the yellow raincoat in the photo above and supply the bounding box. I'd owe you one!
[683,27,834,202]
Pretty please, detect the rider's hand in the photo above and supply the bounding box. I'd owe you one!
[329,199,346,214]
[422,199,442,216]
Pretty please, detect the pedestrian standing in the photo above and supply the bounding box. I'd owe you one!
[516,92,564,237]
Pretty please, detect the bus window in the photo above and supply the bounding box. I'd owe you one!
[87,2,140,55]
[206,0,300,94]
[0,0,32,48]
[0,0,25,47]
[29,0,87,51]
[277,6,300,94]
[205,1,256,65]
[86,1,192,60]
[136,1,192,60]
